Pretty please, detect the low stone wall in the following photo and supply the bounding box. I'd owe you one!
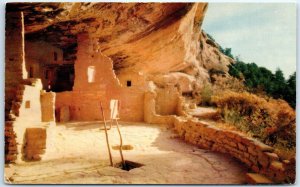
[55,88,145,122]
[23,128,47,161]
[144,91,177,125]
[173,117,295,183]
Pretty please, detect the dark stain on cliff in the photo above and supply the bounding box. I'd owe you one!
[109,52,131,73]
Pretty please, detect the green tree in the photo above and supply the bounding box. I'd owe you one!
[223,48,234,59]
[284,72,296,108]
[228,64,241,78]
[272,69,286,99]
[228,62,295,108]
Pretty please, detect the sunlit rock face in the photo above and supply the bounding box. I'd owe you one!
[9,2,232,87]
[198,31,234,74]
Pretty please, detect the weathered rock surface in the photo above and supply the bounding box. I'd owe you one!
[7,2,232,88]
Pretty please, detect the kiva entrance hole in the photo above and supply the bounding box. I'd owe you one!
[115,160,144,171]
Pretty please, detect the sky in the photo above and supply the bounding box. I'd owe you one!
[202,3,296,78]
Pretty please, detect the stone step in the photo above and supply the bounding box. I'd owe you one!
[245,173,274,184]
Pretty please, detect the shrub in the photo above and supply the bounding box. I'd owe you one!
[200,83,213,106]
[212,91,296,154]
[212,75,247,93]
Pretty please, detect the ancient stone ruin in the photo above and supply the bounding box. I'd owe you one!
[5,2,295,184]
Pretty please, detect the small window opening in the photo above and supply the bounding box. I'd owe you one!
[29,66,33,78]
[25,100,30,108]
[126,80,132,87]
[87,66,95,83]
[54,52,58,61]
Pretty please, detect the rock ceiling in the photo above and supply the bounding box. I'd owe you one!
[7,3,230,77]
[7,3,193,51]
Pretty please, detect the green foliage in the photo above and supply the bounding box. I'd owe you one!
[228,63,243,79]
[218,46,234,59]
[221,48,234,59]
[229,61,296,108]
[206,33,215,42]
[285,72,296,108]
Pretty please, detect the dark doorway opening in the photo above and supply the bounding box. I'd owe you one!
[51,65,74,92]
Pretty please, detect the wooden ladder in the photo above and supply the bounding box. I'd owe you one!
[100,100,126,169]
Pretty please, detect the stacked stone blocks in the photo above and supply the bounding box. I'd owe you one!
[173,117,295,183]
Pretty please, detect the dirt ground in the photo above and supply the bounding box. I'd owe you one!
[5,122,247,184]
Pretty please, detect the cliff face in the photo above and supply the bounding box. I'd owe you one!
[8,2,233,91]
[199,31,234,75]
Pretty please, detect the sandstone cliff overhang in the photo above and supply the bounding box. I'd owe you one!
[7,3,211,75]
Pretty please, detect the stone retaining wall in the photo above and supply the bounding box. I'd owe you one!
[173,117,295,183]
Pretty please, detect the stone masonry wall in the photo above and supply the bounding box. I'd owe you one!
[55,33,145,122]
[5,11,26,163]
[23,128,47,161]
[13,79,44,162]
[5,78,51,163]
[40,91,56,122]
[144,91,176,125]
[173,117,295,183]
[155,85,180,116]
[25,41,64,89]
[5,12,26,120]
[55,89,145,122]
[5,11,53,163]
